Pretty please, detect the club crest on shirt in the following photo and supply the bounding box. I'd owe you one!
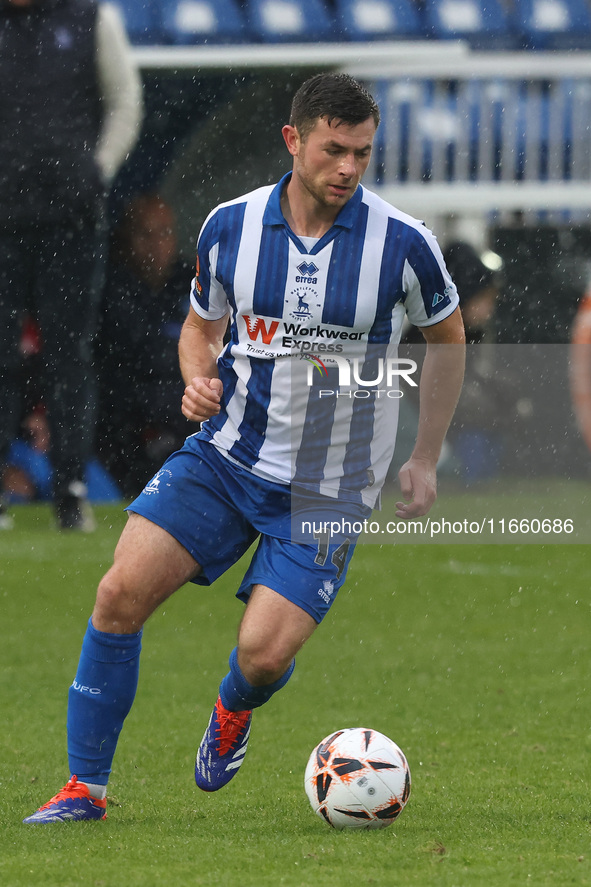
[287,286,320,321]
[143,468,173,495]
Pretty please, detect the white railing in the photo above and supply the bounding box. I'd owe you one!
[132,42,591,231]
[131,38,468,70]
[361,53,591,230]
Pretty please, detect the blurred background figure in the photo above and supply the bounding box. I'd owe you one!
[402,239,502,345]
[398,239,515,483]
[95,193,193,499]
[2,406,121,506]
[439,241,511,481]
[0,0,142,531]
[441,240,502,344]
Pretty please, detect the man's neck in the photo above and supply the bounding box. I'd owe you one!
[280,181,337,239]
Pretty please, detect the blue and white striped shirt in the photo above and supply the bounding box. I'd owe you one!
[189,173,458,507]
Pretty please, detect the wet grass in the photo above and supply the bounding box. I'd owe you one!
[1,504,590,885]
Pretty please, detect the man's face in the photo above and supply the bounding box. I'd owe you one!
[127,202,177,285]
[288,116,376,210]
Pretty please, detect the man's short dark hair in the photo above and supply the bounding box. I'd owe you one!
[289,73,380,140]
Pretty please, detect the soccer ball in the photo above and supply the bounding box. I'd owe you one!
[304,727,411,830]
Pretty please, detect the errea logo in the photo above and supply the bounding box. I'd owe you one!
[296,260,319,283]
[297,261,319,277]
[318,579,335,604]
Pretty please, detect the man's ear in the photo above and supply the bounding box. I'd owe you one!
[282,124,300,157]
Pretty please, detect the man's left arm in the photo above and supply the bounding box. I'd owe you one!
[396,307,466,518]
[95,3,143,184]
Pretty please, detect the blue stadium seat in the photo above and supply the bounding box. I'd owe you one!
[422,0,516,48]
[159,0,248,43]
[246,0,336,42]
[104,0,164,45]
[333,0,423,40]
[512,0,591,49]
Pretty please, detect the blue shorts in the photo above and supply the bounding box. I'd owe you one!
[127,437,368,623]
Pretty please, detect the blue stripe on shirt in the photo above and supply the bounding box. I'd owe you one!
[406,230,449,319]
[339,348,387,498]
[253,226,290,318]
[214,203,247,316]
[323,201,369,328]
[293,366,339,492]
[228,357,275,467]
[200,348,238,441]
[372,217,413,343]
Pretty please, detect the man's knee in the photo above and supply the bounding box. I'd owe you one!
[237,644,293,687]
[237,586,318,685]
[91,514,200,634]
[220,646,295,711]
[93,566,144,633]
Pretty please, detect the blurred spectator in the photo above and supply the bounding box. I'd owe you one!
[492,226,586,344]
[398,240,525,482]
[402,239,501,344]
[0,0,142,531]
[3,407,121,506]
[441,241,511,480]
[442,240,501,344]
[442,241,537,481]
[96,193,193,499]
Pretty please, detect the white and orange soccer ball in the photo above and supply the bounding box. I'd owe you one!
[304,727,411,830]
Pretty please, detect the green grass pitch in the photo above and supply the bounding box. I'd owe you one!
[1,503,590,886]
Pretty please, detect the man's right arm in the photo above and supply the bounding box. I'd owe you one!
[178,306,228,423]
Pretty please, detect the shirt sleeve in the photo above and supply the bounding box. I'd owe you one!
[95,3,143,183]
[190,213,230,321]
[402,226,460,328]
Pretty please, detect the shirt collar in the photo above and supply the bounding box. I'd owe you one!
[263,171,363,232]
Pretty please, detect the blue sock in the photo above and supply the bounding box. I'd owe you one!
[219,646,295,711]
[67,618,142,785]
